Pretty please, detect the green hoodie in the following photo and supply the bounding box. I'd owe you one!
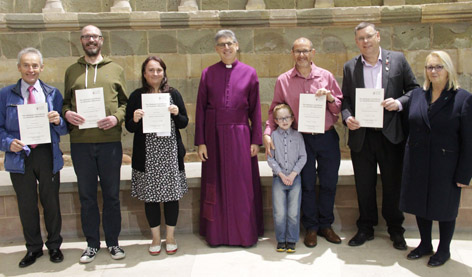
[63,56,128,143]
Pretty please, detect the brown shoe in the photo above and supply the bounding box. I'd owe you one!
[304,230,317,248]
[318,227,342,244]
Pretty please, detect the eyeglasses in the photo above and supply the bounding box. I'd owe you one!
[216,42,235,48]
[425,65,444,72]
[275,116,293,122]
[293,49,312,56]
[81,35,103,40]
[356,33,376,42]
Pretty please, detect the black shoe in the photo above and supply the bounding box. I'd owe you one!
[348,232,374,246]
[49,249,64,263]
[427,252,450,267]
[19,251,43,268]
[276,242,286,252]
[390,233,407,250]
[407,247,434,260]
[286,242,296,253]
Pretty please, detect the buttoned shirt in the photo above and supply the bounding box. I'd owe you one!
[21,79,45,104]
[264,63,342,135]
[361,49,382,89]
[267,127,307,176]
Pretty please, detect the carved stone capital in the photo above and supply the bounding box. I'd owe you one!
[178,0,199,12]
[246,0,266,10]
[42,0,65,13]
[111,0,132,13]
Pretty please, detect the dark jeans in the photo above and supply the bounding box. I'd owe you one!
[301,129,341,231]
[10,144,62,252]
[71,142,122,248]
[351,129,405,235]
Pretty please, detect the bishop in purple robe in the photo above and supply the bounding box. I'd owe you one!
[195,30,264,247]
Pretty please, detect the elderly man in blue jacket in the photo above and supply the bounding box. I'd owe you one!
[0,48,68,268]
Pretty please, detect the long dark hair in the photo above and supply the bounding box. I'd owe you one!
[141,56,169,93]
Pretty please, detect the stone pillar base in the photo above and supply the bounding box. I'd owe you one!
[314,0,334,8]
[111,0,132,12]
[384,0,406,5]
[246,0,266,10]
[178,6,198,12]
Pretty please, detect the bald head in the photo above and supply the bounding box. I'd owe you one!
[81,25,102,36]
[292,37,313,51]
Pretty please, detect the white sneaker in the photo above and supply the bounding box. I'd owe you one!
[148,244,161,255]
[79,247,99,264]
[108,246,126,260]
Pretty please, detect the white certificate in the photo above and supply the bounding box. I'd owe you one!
[298,93,326,134]
[17,103,51,145]
[142,93,171,136]
[355,88,384,128]
[75,87,106,129]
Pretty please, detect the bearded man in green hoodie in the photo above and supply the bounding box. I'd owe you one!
[63,25,128,264]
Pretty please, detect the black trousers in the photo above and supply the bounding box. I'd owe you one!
[10,144,62,252]
[145,201,179,228]
[351,129,405,235]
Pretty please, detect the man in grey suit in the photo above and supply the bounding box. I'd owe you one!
[341,22,419,249]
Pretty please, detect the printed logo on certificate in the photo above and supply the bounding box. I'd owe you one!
[298,93,326,134]
[355,88,384,128]
[75,87,106,129]
[142,93,171,136]
[17,103,51,145]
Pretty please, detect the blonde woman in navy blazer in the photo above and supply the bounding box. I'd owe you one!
[400,51,472,267]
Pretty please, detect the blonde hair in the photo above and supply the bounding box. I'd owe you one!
[423,50,459,91]
[273,103,294,119]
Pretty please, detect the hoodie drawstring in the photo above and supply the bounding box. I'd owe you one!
[85,64,98,89]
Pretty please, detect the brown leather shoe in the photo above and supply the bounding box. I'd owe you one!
[304,230,317,248]
[318,227,342,244]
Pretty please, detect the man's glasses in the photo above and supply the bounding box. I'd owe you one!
[81,35,103,40]
[275,116,293,122]
[216,42,235,48]
[293,49,312,56]
[356,33,376,42]
[425,65,444,72]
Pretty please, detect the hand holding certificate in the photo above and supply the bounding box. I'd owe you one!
[17,103,51,145]
[75,87,106,129]
[355,88,384,128]
[298,93,326,133]
[142,93,171,136]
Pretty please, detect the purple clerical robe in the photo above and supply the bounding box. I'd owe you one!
[195,60,263,246]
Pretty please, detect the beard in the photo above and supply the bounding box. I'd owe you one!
[82,42,101,57]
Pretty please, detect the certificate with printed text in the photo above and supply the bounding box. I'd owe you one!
[75,87,106,129]
[355,88,384,128]
[298,93,326,134]
[142,93,171,136]
[17,103,51,145]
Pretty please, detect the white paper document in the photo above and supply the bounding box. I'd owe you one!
[17,103,51,145]
[75,87,106,129]
[142,93,171,136]
[355,88,384,128]
[298,93,326,134]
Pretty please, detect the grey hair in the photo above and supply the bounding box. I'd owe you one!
[214,29,238,43]
[17,47,43,65]
[354,22,377,34]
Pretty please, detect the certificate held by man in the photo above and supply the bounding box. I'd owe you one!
[142,93,171,136]
[75,87,106,129]
[298,93,326,134]
[355,88,384,128]
[17,103,51,145]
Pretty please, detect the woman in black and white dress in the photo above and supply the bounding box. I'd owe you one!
[125,56,188,255]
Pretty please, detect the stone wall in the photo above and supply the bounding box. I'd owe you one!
[0,0,459,13]
[0,2,472,157]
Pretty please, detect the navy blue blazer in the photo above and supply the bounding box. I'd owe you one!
[400,86,472,221]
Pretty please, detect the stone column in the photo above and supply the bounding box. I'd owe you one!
[314,0,334,8]
[383,0,406,5]
[178,0,198,11]
[110,0,132,12]
[42,0,65,13]
[246,0,266,10]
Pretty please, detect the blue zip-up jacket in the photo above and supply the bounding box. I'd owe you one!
[0,79,68,174]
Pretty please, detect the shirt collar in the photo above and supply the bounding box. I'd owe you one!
[290,62,317,79]
[276,126,294,135]
[21,79,40,92]
[361,47,382,67]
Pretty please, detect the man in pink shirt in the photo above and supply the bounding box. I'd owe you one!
[263,37,343,248]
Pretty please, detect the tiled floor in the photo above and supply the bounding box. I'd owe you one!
[1,230,472,277]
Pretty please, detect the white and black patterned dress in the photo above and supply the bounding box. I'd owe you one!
[131,97,188,202]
